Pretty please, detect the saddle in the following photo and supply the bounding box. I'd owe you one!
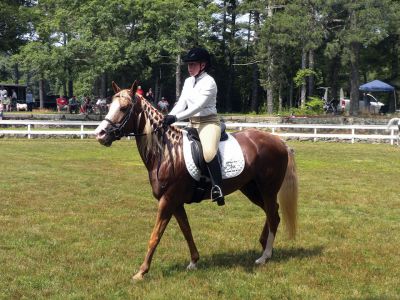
[184,123,232,203]
[185,123,228,175]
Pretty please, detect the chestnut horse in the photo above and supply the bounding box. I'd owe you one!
[94,81,298,281]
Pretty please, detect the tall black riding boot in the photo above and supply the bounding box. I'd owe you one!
[206,156,225,206]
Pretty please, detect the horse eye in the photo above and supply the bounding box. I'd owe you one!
[120,106,128,112]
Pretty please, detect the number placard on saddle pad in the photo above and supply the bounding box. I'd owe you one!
[182,131,245,181]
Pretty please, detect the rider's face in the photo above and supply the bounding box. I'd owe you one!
[188,62,205,77]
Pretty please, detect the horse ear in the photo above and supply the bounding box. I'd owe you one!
[112,81,121,93]
[129,81,138,96]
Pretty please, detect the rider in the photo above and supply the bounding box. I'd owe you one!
[162,47,224,206]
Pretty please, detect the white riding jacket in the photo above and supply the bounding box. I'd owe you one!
[170,72,217,121]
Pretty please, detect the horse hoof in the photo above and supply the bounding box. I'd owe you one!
[132,272,144,282]
[186,262,197,270]
[255,256,269,265]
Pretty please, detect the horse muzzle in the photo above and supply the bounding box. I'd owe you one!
[95,129,114,147]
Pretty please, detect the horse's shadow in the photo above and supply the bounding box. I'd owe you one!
[165,245,324,274]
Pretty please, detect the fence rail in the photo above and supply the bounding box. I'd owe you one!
[0,119,399,145]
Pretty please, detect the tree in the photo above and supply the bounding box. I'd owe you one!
[324,0,397,115]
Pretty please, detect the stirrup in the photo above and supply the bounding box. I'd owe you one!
[211,185,225,206]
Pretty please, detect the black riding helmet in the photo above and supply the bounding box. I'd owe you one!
[183,47,211,70]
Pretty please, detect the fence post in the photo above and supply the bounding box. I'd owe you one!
[80,124,84,139]
[314,128,317,142]
[351,128,355,144]
[28,124,31,139]
[390,129,394,145]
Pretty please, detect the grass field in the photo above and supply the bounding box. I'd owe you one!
[0,139,399,299]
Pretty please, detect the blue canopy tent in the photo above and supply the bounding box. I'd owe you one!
[359,80,397,111]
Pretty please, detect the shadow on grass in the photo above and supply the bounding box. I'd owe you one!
[165,245,324,274]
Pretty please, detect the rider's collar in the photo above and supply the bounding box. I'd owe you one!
[193,71,207,86]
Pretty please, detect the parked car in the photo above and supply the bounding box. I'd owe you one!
[338,94,384,114]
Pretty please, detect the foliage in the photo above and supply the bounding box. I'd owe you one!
[305,96,324,113]
[293,68,318,88]
[2,0,400,114]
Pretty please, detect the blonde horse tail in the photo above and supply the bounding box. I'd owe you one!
[278,147,298,240]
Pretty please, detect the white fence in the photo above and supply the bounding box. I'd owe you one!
[0,119,399,145]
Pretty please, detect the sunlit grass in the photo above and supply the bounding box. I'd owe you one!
[0,139,399,299]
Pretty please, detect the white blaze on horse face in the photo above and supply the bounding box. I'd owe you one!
[255,230,275,265]
[94,100,122,140]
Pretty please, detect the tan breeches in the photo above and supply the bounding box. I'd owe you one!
[198,123,221,162]
[189,115,221,163]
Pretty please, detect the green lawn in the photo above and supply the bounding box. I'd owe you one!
[0,139,399,299]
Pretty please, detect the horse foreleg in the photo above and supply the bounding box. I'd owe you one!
[173,205,199,270]
[133,199,172,281]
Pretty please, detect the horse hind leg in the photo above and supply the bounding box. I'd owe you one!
[255,192,280,265]
[241,182,279,264]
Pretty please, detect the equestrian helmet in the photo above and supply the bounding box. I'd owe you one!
[183,47,211,65]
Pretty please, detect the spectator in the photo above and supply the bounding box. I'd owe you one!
[137,85,144,96]
[26,90,34,111]
[56,95,68,112]
[0,100,3,120]
[145,88,155,105]
[68,96,79,114]
[0,87,10,112]
[157,96,169,114]
[0,86,7,102]
[80,96,92,114]
[11,89,17,111]
[95,97,107,114]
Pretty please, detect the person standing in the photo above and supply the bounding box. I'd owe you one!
[157,97,169,114]
[11,89,17,111]
[0,87,10,111]
[26,90,34,112]
[0,99,3,120]
[162,47,224,206]
[137,85,144,96]
[145,88,155,106]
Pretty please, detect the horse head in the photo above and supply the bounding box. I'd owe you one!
[95,81,139,146]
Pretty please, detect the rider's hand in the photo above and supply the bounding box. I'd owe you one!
[163,115,177,127]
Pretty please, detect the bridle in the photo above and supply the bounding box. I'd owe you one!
[104,94,161,140]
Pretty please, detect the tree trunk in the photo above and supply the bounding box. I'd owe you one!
[330,55,340,102]
[266,2,273,114]
[39,78,45,109]
[300,48,307,108]
[68,80,73,98]
[225,0,237,112]
[250,11,260,113]
[267,87,273,113]
[176,54,182,100]
[308,49,314,97]
[14,63,19,84]
[251,63,260,112]
[349,42,360,116]
[289,80,294,108]
[226,57,234,112]
[100,72,107,98]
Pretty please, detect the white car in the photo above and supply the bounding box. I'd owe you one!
[339,94,384,114]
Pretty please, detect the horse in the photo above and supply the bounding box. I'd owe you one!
[94,81,299,281]
[387,118,400,145]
